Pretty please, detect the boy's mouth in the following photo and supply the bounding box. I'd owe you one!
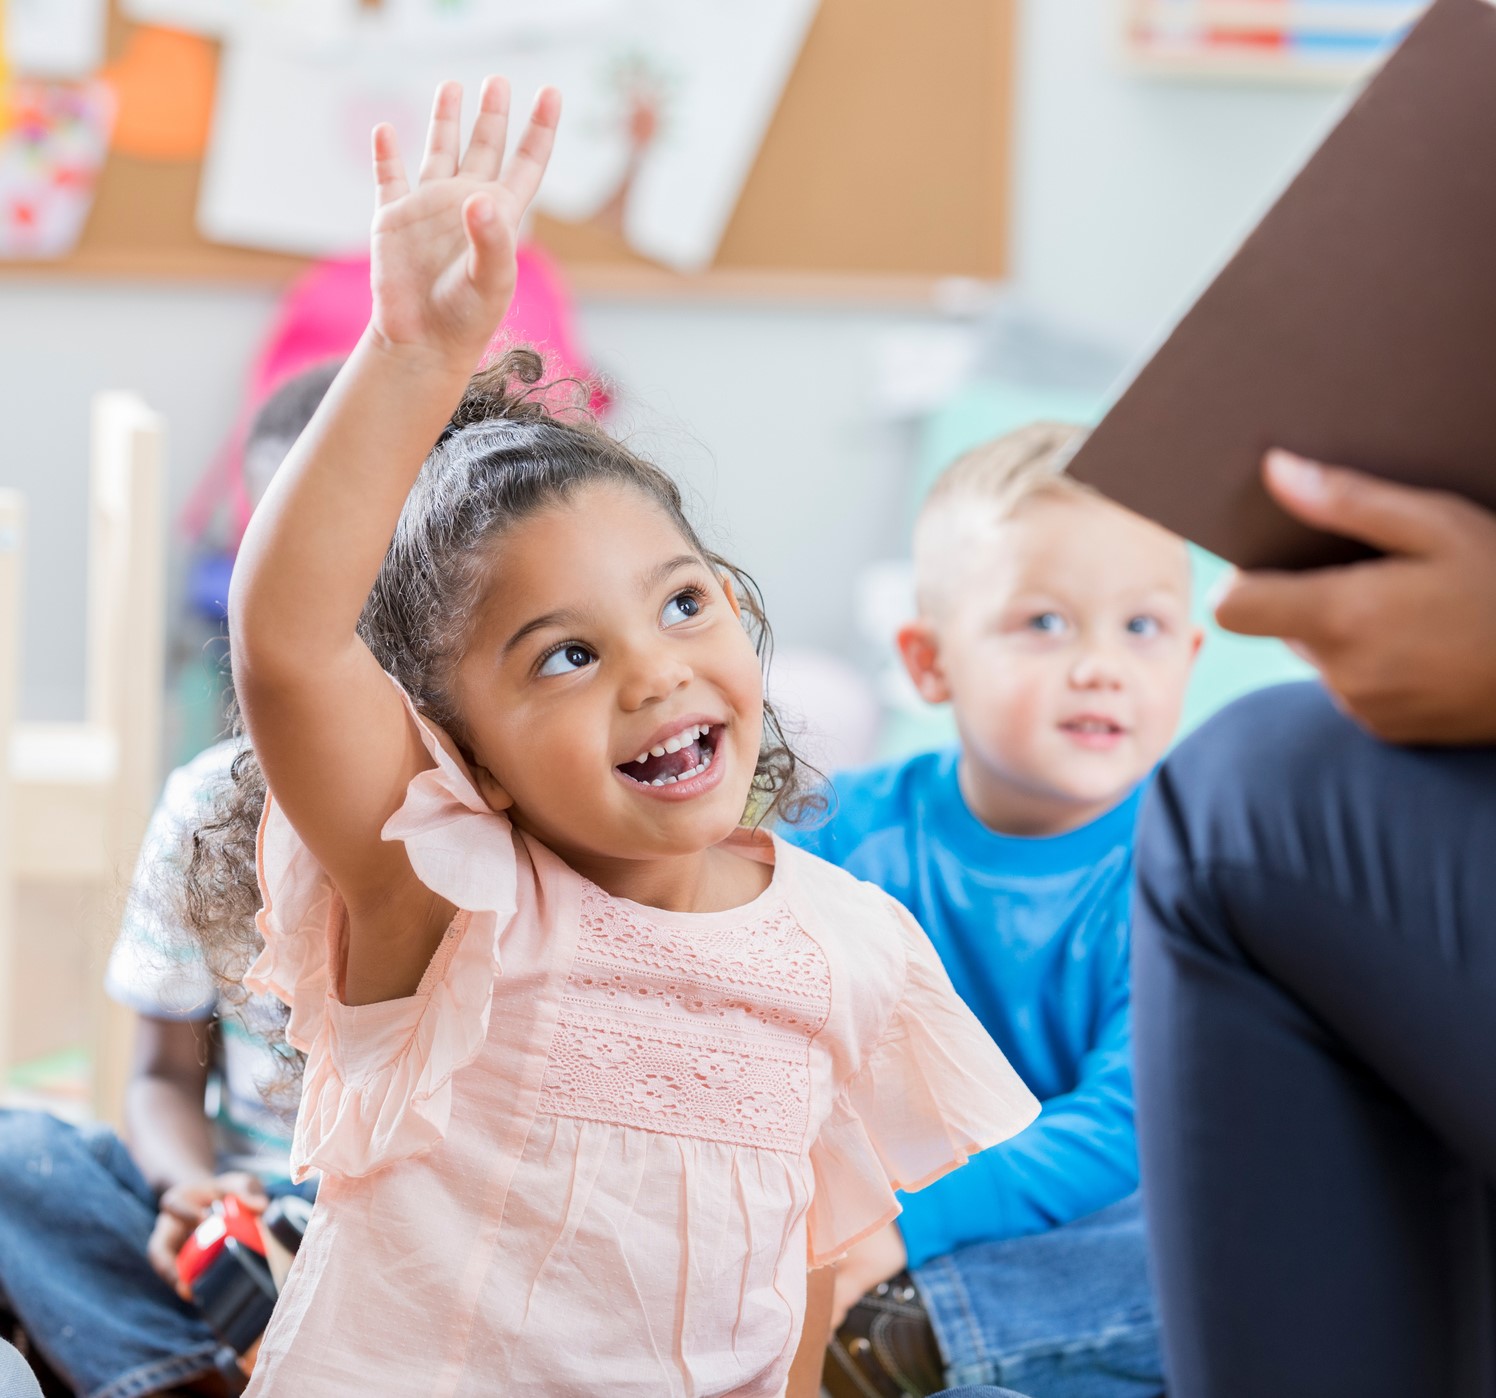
[1058,715,1129,749]
[617,723,721,787]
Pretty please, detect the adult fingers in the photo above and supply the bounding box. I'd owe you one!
[459,74,511,183]
[1211,564,1348,643]
[418,80,463,183]
[499,86,562,214]
[1263,450,1465,558]
[372,123,409,207]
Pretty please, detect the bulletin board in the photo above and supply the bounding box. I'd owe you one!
[3,0,1016,297]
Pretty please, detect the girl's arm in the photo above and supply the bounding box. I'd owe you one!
[230,78,559,1003]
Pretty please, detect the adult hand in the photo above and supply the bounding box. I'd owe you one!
[369,76,560,370]
[146,1171,268,1299]
[829,1223,908,1331]
[1213,450,1496,745]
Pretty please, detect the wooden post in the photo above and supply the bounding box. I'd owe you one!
[86,393,167,1125]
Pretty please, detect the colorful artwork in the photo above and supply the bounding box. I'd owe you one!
[0,80,114,258]
[1128,0,1427,77]
[198,0,819,271]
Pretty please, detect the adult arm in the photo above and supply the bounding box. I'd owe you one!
[1214,451,1496,745]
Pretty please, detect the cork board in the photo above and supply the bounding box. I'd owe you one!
[5,0,1016,296]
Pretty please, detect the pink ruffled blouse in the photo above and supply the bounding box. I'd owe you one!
[243,690,1039,1397]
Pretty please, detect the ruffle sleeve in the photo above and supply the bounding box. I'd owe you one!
[806,906,1040,1264]
[244,678,519,1183]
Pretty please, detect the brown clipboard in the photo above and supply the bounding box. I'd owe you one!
[1066,0,1496,570]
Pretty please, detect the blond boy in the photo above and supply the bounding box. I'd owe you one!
[790,424,1201,1398]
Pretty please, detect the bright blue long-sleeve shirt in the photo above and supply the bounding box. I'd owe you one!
[782,749,1142,1268]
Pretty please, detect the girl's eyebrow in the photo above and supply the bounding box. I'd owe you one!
[499,557,701,659]
[502,606,588,659]
[638,553,705,592]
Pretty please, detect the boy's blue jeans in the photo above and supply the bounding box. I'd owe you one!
[914,1193,1163,1398]
[0,1109,306,1398]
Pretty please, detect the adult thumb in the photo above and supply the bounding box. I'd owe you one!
[1263,450,1454,557]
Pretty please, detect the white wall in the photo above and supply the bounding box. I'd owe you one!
[0,0,1353,730]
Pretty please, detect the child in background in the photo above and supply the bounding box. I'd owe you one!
[788,426,1203,1398]
[0,364,337,1398]
[204,76,1037,1396]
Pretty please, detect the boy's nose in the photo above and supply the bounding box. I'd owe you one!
[1069,649,1124,690]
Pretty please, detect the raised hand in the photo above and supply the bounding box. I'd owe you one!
[369,76,560,370]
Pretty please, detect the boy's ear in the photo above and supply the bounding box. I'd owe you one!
[896,619,952,705]
[471,762,515,815]
[1186,623,1206,666]
[718,570,743,621]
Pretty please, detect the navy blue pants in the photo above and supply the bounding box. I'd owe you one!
[1133,682,1496,1397]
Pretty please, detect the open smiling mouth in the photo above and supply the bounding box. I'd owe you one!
[616,724,721,788]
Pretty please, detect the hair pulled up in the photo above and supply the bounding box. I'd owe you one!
[178,349,821,1074]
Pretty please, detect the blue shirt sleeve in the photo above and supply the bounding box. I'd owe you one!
[894,937,1137,1266]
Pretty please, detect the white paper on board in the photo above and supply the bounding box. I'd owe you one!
[119,0,361,49]
[197,0,820,272]
[6,0,108,79]
[551,0,821,272]
[377,0,626,47]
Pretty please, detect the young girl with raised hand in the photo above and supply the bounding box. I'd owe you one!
[221,74,1038,1396]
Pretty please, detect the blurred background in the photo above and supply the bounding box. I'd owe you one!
[0,0,1417,1099]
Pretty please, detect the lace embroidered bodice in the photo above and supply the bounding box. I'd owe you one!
[538,886,833,1153]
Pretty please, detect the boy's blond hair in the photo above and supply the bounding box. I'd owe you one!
[914,422,1090,613]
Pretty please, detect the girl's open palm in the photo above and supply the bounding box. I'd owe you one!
[370,76,560,368]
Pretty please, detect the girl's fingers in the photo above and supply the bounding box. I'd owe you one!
[459,75,511,183]
[462,192,505,295]
[372,123,409,207]
[418,80,463,183]
[498,86,562,214]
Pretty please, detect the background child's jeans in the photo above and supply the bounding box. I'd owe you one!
[0,1110,309,1398]
[914,1193,1163,1398]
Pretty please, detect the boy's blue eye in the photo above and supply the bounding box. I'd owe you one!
[1028,612,1066,634]
[538,643,596,677]
[1127,615,1162,638]
[662,591,702,628]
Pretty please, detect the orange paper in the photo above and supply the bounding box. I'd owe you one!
[100,26,215,162]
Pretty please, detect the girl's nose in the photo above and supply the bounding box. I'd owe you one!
[619,647,693,710]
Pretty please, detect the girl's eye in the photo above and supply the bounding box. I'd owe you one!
[661,590,703,628]
[1127,615,1162,639]
[538,643,597,677]
[1028,612,1066,635]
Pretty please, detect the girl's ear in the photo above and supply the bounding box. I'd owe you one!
[896,619,952,705]
[470,762,515,815]
[718,571,743,620]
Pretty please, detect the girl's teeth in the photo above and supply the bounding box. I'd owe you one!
[650,745,666,758]
[637,746,715,788]
[664,735,685,754]
[635,751,649,765]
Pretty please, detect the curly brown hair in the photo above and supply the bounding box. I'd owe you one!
[179,348,822,1078]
